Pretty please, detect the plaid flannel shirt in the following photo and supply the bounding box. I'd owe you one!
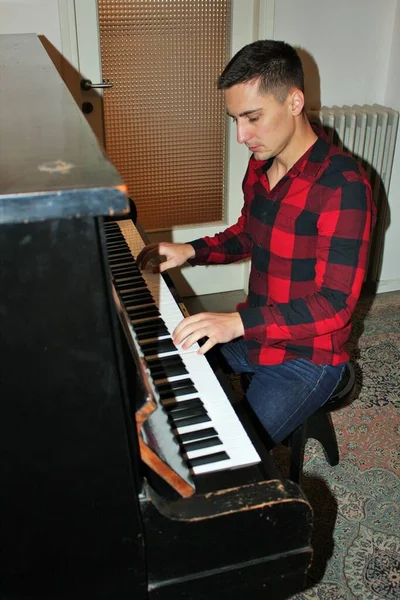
[189,134,375,366]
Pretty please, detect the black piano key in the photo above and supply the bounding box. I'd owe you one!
[157,377,195,393]
[112,262,140,271]
[120,289,152,300]
[112,266,141,276]
[107,245,131,253]
[104,232,122,240]
[182,436,223,452]
[121,295,154,308]
[151,363,189,379]
[123,300,155,310]
[107,244,130,252]
[113,275,142,285]
[108,247,128,255]
[126,303,156,313]
[108,251,131,259]
[150,354,185,367]
[169,412,209,427]
[108,252,133,262]
[111,259,137,268]
[146,355,183,368]
[178,427,218,443]
[116,284,148,295]
[120,279,148,290]
[104,222,120,229]
[148,355,188,376]
[134,318,168,331]
[128,306,160,319]
[104,222,121,229]
[158,385,198,400]
[171,413,211,427]
[167,406,208,421]
[105,239,123,246]
[110,261,133,270]
[188,451,230,467]
[111,260,139,270]
[135,324,170,340]
[113,267,142,278]
[164,398,204,412]
[120,292,153,303]
[120,292,154,304]
[140,338,177,355]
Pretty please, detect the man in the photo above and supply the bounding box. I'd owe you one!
[137,40,375,446]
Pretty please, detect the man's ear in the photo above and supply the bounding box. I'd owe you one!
[290,90,305,116]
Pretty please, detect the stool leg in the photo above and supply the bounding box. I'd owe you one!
[289,424,307,484]
[307,412,339,466]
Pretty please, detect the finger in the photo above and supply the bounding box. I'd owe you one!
[173,325,194,347]
[197,338,215,355]
[137,243,156,263]
[173,314,206,342]
[141,247,162,270]
[181,328,208,350]
[158,258,177,273]
[137,244,157,268]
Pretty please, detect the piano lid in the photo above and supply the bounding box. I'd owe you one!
[0,34,129,225]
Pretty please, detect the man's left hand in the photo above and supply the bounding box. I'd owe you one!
[173,312,244,355]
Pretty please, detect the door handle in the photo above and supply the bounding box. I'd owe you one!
[81,78,113,91]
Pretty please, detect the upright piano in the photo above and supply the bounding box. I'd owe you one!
[0,34,313,599]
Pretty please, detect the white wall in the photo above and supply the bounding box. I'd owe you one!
[0,0,63,69]
[274,0,396,108]
[1,0,400,291]
[274,0,400,292]
[381,0,400,287]
[0,0,61,41]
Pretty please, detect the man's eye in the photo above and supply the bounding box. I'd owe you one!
[249,116,259,123]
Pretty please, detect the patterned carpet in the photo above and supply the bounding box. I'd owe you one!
[231,291,400,600]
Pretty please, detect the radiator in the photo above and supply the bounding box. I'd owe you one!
[308,104,399,281]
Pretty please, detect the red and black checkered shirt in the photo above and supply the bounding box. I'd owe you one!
[189,133,375,366]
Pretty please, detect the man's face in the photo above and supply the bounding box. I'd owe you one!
[224,80,296,161]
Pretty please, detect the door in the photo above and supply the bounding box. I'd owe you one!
[62,0,274,296]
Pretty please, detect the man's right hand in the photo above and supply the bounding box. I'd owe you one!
[136,242,195,273]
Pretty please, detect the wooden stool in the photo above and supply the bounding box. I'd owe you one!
[287,362,356,484]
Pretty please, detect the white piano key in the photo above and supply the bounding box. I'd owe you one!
[106,220,261,473]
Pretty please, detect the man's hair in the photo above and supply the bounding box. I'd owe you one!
[217,40,304,102]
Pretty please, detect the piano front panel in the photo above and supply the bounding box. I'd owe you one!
[142,478,313,600]
[0,217,147,599]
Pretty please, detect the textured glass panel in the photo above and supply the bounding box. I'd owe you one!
[98,0,231,230]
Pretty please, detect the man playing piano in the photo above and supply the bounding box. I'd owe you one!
[137,40,375,448]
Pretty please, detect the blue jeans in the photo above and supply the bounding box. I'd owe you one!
[221,338,346,444]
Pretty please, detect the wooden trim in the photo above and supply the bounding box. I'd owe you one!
[256,0,275,40]
[58,0,79,70]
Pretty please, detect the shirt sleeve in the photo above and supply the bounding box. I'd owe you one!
[239,178,375,345]
[187,203,253,266]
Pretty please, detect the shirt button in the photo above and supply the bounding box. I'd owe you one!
[256,272,261,278]
[258,243,262,247]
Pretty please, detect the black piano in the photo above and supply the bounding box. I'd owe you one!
[0,34,313,600]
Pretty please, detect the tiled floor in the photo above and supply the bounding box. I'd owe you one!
[183,290,246,315]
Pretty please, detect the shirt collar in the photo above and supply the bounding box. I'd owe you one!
[254,124,331,180]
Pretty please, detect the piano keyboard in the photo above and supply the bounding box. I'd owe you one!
[104,219,260,476]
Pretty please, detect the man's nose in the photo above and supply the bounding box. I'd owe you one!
[236,122,251,144]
